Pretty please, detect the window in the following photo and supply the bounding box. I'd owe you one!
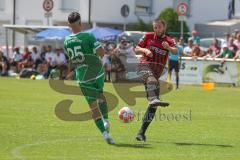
[60,0,80,11]
[135,0,153,16]
[0,0,5,11]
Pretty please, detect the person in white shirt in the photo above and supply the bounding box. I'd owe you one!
[44,45,57,78]
[183,39,193,57]
[31,46,42,69]
[31,47,40,63]
[55,48,68,79]
[115,37,136,58]
[12,47,22,63]
[45,45,56,67]
[55,48,67,65]
[11,47,22,72]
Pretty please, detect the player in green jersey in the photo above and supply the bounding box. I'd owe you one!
[64,12,115,145]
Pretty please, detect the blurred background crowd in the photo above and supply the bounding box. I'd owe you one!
[1,28,240,81]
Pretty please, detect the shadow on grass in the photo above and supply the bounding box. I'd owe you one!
[113,143,152,149]
[174,142,233,148]
[150,141,233,148]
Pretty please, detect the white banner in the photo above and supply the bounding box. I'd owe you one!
[171,58,240,85]
[124,56,240,85]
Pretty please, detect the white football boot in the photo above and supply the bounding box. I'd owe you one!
[103,131,115,145]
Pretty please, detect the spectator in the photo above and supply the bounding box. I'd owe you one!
[17,47,33,72]
[183,39,194,57]
[44,45,56,78]
[0,50,10,76]
[192,45,204,58]
[36,46,48,76]
[228,37,238,53]
[109,48,125,82]
[10,47,22,72]
[216,43,235,59]
[178,37,187,48]
[40,45,47,62]
[101,50,111,82]
[115,37,136,58]
[55,48,68,79]
[31,46,41,69]
[188,30,200,45]
[22,47,31,60]
[233,29,239,39]
[223,32,231,46]
[233,33,240,50]
[204,38,221,58]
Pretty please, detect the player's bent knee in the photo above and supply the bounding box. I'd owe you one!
[91,106,102,120]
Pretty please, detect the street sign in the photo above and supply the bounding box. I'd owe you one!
[176,2,188,16]
[121,4,130,18]
[43,0,54,12]
[44,12,52,18]
[178,16,187,21]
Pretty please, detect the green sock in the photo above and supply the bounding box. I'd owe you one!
[99,102,108,119]
[94,118,106,133]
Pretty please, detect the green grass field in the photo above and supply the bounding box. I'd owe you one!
[0,77,240,160]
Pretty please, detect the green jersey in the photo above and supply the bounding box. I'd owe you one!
[220,49,234,58]
[64,32,104,83]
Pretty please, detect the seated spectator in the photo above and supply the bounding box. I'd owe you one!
[204,38,221,58]
[115,37,136,58]
[215,43,235,59]
[109,48,125,82]
[183,39,194,57]
[55,48,68,79]
[17,47,33,72]
[188,30,200,46]
[36,45,48,76]
[31,46,42,69]
[0,50,10,76]
[44,45,57,78]
[40,45,47,62]
[10,47,22,72]
[102,51,111,82]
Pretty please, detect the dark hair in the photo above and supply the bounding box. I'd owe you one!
[153,18,166,27]
[68,12,81,24]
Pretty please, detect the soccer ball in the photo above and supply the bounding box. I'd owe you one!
[118,107,135,123]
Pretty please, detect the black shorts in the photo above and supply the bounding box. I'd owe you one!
[168,60,179,73]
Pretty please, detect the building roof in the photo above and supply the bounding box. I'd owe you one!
[207,19,240,26]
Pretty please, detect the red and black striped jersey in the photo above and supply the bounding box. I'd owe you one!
[138,32,176,78]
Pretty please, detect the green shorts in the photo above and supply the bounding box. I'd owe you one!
[78,75,105,104]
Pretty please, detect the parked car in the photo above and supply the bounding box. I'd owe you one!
[199,38,225,52]
[118,31,145,46]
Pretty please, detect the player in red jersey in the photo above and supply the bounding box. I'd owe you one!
[135,18,178,141]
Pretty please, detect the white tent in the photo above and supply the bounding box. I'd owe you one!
[2,24,69,57]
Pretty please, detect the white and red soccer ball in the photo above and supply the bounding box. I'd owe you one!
[118,107,134,123]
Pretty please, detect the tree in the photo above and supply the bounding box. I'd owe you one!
[159,7,189,38]
[127,19,152,32]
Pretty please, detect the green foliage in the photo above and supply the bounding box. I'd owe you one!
[159,7,189,37]
[127,19,153,32]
